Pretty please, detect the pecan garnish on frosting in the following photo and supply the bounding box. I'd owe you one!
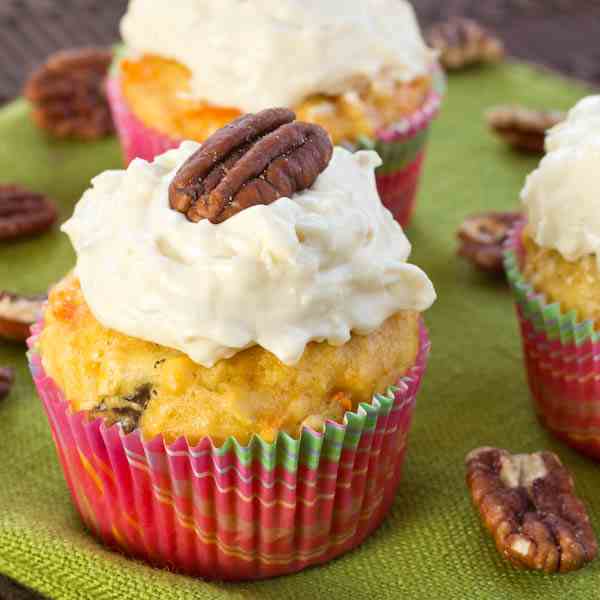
[466,447,597,573]
[169,108,333,224]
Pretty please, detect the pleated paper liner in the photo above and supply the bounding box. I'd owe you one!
[504,222,600,461]
[28,321,430,580]
[105,67,444,229]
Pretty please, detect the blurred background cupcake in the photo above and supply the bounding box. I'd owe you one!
[107,0,444,227]
[29,112,436,579]
[504,95,600,461]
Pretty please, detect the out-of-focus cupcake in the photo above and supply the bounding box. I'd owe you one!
[107,0,444,227]
[504,95,600,460]
[29,111,436,579]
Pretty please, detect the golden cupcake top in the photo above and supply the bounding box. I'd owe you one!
[61,110,436,368]
[40,274,421,444]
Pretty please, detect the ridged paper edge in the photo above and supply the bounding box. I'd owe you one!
[27,321,429,578]
[503,222,598,346]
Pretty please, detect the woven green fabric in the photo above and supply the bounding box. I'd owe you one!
[0,63,597,600]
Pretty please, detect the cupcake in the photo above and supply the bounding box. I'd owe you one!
[29,111,436,579]
[504,95,600,461]
[107,0,443,227]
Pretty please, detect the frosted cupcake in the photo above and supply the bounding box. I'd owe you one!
[107,0,443,227]
[504,95,600,460]
[29,111,436,578]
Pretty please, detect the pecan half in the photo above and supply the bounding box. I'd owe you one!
[24,47,114,140]
[486,105,565,153]
[90,384,152,434]
[0,368,15,401]
[0,291,46,342]
[426,18,505,71]
[0,185,57,241]
[466,447,597,573]
[169,108,333,224]
[457,211,522,274]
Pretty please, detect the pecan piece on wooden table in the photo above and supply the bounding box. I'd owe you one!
[169,107,333,224]
[426,18,505,71]
[24,47,114,140]
[0,292,46,342]
[0,368,15,401]
[486,106,565,153]
[466,447,597,573]
[0,185,57,241]
[457,211,522,274]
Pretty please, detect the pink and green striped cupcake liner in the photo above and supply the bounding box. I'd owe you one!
[504,222,600,461]
[27,322,430,580]
[106,69,443,229]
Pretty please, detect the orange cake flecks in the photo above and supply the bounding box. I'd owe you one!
[522,227,600,326]
[120,54,431,144]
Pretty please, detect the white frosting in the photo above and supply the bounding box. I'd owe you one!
[120,0,435,112]
[62,143,435,367]
[521,95,600,265]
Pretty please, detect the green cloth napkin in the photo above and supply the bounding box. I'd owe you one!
[0,63,597,600]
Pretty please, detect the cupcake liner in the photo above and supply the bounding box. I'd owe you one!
[504,222,600,461]
[106,77,177,165]
[106,70,444,228]
[28,321,430,580]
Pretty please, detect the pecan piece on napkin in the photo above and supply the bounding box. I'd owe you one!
[457,211,522,274]
[0,292,46,342]
[0,185,57,241]
[90,384,152,434]
[486,105,565,153]
[24,47,114,140]
[426,18,505,71]
[169,107,333,224]
[0,368,15,401]
[466,447,597,573]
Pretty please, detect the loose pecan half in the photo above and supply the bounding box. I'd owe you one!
[466,447,597,573]
[169,108,333,224]
[0,185,57,241]
[0,368,15,401]
[486,105,565,153]
[90,384,152,434]
[24,47,114,140]
[457,211,522,274]
[426,18,505,71]
[0,292,46,342]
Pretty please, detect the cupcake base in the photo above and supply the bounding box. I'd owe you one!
[106,75,442,229]
[505,223,600,461]
[28,322,430,580]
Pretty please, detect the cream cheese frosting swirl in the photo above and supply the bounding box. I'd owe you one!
[62,143,436,367]
[521,95,600,265]
[120,0,436,113]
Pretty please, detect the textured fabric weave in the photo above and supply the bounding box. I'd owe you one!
[0,63,597,599]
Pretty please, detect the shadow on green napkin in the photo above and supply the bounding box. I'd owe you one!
[0,63,597,600]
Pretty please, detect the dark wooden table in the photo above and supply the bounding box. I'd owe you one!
[0,1,598,598]
[0,0,598,105]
